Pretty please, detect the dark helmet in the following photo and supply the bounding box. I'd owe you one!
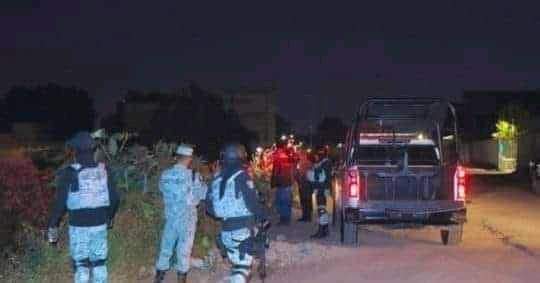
[276,139,287,149]
[66,131,96,152]
[316,146,328,158]
[221,143,248,164]
[308,152,320,163]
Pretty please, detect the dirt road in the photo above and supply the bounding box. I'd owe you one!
[266,175,540,283]
[166,174,540,283]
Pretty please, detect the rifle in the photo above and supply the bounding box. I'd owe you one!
[255,219,271,281]
[255,191,271,282]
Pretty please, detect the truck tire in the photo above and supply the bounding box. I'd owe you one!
[441,224,463,245]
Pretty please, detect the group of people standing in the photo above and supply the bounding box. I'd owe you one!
[47,132,267,283]
[271,140,333,239]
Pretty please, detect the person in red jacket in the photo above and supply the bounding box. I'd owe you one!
[271,141,296,225]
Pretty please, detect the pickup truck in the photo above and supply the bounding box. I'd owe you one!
[334,98,467,246]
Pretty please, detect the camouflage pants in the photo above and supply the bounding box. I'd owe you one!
[156,211,197,273]
[221,228,253,283]
[68,225,108,283]
[314,188,330,225]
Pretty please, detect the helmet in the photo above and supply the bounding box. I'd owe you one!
[316,146,328,158]
[66,131,96,152]
[308,152,320,163]
[221,143,248,163]
[276,139,287,149]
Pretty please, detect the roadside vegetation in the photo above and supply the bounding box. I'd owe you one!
[0,131,222,282]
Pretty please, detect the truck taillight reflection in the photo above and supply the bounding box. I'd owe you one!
[454,166,466,201]
[348,168,360,198]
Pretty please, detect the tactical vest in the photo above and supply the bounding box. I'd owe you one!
[306,166,326,183]
[67,163,110,210]
[211,170,252,219]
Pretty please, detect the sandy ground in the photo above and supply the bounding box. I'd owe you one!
[161,173,540,283]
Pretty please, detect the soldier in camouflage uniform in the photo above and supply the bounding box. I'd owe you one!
[154,144,207,283]
[207,144,267,283]
[309,148,332,239]
[48,132,120,283]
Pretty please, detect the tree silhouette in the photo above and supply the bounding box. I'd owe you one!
[316,116,348,146]
[0,99,8,132]
[142,82,256,160]
[4,83,95,140]
[275,114,292,137]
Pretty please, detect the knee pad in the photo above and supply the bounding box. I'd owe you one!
[72,258,91,272]
[231,265,251,283]
[90,258,107,267]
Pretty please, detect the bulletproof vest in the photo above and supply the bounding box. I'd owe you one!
[211,170,252,219]
[67,163,110,210]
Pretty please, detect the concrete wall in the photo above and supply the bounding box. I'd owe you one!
[465,139,499,168]
[463,134,540,170]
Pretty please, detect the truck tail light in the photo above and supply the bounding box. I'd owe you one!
[348,169,360,198]
[454,166,466,201]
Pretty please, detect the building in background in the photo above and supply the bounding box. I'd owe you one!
[214,82,277,146]
[463,90,540,140]
[117,82,277,146]
[116,91,162,138]
[462,90,540,171]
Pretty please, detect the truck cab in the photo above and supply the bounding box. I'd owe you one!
[335,98,467,245]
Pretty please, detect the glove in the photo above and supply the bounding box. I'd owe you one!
[107,218,114,230]
[47,227,59,246]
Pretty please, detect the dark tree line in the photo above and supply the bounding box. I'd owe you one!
[3,83,95,140]
[316,116,348,145]
[105,82,256,160]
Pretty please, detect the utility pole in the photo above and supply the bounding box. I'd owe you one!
[303,93,315,147]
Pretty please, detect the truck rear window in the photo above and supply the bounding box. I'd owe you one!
[353,146,399,165]
[408,146,439,166]
[354,145,439,166]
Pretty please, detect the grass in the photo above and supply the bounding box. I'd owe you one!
[2,189,221,283]
[2,164,272,283]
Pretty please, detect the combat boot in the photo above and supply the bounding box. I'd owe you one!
[310,225,323,238]
[311,225,330,239]
[320,224,330,238]
[154,270,166,283]
[177,272,187,283]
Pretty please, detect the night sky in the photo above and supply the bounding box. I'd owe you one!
[2,1,540,131]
